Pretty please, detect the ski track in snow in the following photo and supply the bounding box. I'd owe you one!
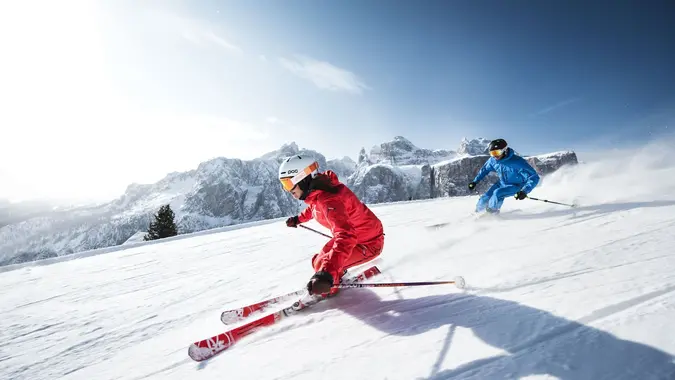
[2,150,675,379]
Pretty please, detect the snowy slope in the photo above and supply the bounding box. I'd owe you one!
[122,231,147,245]
[2,143,675,380]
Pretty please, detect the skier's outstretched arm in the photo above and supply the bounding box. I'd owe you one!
[517,158,540,194]
[520,168,540,193]
[473,160,494,183]
[297,204,314,223]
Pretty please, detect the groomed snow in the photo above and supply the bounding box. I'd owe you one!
[2,142,675,379]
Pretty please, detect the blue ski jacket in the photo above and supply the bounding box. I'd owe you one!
[473,148,540,193]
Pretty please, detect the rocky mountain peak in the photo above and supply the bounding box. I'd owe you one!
[458,137,492,156]
[258,142,301,161]
[368,136,456,166]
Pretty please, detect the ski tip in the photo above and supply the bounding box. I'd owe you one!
[220,311,241,325]
[188,344,213,362]
[454,276,466,289]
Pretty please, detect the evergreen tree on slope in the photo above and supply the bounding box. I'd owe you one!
[144,204,178,241]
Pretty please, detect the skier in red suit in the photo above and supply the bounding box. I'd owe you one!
[279,155,385,296]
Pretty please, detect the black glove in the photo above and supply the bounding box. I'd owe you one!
[468,182,477,191]
[307,271,334,295]
[285,216,299,228]
[515,191,527,200]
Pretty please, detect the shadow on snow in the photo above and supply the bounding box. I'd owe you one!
[326,290,675,380]
[503,199,675,221]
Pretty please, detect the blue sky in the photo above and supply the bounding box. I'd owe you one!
[1,0,674,200]
[178,0,675,151]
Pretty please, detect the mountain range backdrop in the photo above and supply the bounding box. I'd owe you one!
[0,137,577,266]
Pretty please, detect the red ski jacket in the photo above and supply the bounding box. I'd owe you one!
[297,170,384,279]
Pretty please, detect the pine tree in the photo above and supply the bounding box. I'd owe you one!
[144,204,178,241]
[429,166,436,198]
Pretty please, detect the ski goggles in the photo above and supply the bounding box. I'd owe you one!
[279,162,319,191]
[280,177,297,191]
[489,149,505,157]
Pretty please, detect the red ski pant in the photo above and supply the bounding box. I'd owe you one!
[311,235,384,281]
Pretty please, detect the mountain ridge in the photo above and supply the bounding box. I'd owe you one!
[0,137,577,266]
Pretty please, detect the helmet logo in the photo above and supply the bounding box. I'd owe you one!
[287,169,298,174]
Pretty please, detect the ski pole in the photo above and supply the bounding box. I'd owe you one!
[334,276,466,289]
[527,196,577,208]
[299,224,369,252]
[299,224,332,239]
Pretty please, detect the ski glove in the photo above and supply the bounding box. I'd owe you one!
[468,182,477,191]
[307,271,334,295]
[286,216,299,228]
[515,191,527,200]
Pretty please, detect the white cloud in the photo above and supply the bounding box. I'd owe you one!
[279,55,369,94]
[182,27,242,54]
[531,97,581,117]
[151,10,242,55]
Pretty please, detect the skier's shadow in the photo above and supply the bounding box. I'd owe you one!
[329,290,675,379]
[502,199,675,222]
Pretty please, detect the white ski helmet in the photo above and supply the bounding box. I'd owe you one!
[278,155,319,192]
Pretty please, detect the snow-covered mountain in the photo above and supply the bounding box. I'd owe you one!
[2,145,675,379]
[348,137,578,202]
[0,143,326,266]
[0,137,576,266]
[368,136,457,165]
[457,137,492,155]
[0,198,87,228]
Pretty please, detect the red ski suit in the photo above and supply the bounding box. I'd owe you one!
[297,171,384,283]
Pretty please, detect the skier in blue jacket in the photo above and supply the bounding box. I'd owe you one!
[468,138,540,214]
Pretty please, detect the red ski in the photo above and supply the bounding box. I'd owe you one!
[219,265,383,324]
[220,288,307,324]
[188,265,381,362]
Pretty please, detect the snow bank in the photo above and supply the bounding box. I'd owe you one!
[532,137,675,208]
[122,231,147,245]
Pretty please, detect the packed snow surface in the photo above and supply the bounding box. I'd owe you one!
[2,143,675,379]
